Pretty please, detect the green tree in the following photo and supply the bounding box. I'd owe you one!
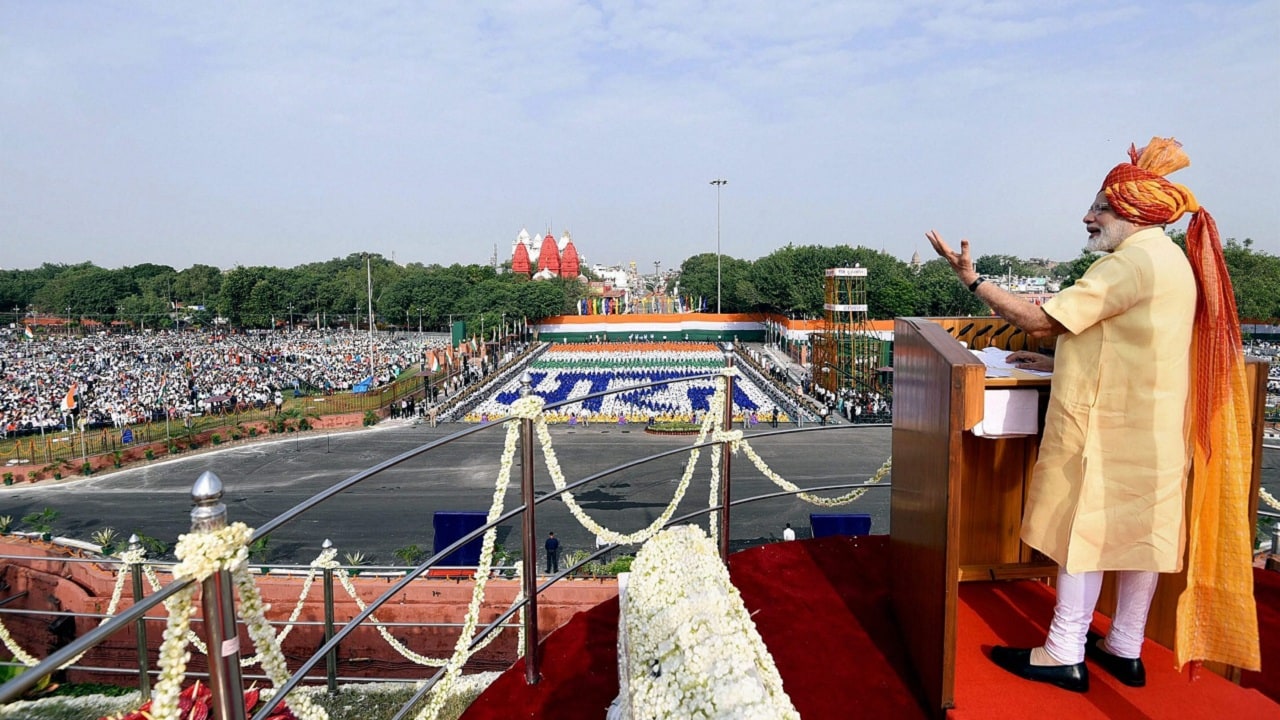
[1219,238,1280,321]
[914,259,986,316]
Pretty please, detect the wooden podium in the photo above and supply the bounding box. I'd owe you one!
[888,316,1271,717]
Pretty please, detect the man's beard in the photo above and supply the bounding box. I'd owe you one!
[1086,222,1126,253]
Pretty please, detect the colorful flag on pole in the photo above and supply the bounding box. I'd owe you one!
[23,324,34,340]
[61,384,78,413]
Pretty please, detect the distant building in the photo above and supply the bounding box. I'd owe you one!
[510,229,584,280]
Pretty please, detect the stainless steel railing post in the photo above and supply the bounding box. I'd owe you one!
[321,539,338,694]
[128,534,152,701]
[719,342,735,562]
[190,471,247,720]
[518,372,541,684]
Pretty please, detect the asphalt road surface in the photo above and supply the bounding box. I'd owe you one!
[5,422,1276,566]
[1,419,896,566]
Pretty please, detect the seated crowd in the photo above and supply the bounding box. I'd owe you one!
[462,343,786,425]
[0,328,449,437]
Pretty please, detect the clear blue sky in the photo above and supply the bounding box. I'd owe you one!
[1,1,1276,273]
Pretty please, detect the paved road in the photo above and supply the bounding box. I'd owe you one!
[5,420,1276,565]
[1,419,894,565]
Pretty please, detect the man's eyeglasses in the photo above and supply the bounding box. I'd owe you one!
[1088,203,1114,215]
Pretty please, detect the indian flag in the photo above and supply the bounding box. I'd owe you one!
[60,384,78,413]
[23,324,33,340]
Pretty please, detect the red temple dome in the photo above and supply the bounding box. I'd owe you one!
[536,233,560,274]
[512,242,531,275]
[559,241,580,278]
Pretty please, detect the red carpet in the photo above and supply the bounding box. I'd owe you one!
[1242,567,1280,701]
[953,579,1277,719]
[462,537,1280,719]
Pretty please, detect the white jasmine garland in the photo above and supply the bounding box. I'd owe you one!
[230,546,337,668]
[623,525,799,720]
[149,584,198,720]
[327,556,522,667]
[415,412,521,720]
[0,611,39,666]
[0,545,144,668]
[140,559,209,653]
[741,444,892,507]
[1261,486,1280,511]
[147,522,332,720]
[233,564,328,720]
[528,377,724,546]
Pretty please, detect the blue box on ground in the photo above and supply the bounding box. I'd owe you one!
[809,513,872,538]
[433,511,487,566]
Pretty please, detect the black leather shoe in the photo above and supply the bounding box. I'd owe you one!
[1086,631,1146,687]
[990,646,1089,693]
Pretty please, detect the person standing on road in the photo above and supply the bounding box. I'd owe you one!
[545,531,560,574]
[782,523,796,542]
[927,137,1258,692]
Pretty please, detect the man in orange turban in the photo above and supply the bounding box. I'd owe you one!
[927,137,1258,693]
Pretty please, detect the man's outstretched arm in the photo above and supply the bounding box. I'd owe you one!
[925,229,1068,340]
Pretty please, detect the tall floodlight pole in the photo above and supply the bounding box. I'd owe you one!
[710,179,727,314]
[366,254,375,385]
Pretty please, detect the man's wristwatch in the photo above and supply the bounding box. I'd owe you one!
[967,276,986,292]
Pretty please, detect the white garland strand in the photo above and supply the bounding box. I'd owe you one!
[326,558,522,668]
[1261,486,1280,512]
[415,411,522,720]
[706,380,737,546]
[0,546,143,668]
[146,522,330,720]
[521,384,721,546]
[232,564,328,720]
[741,443,892,507]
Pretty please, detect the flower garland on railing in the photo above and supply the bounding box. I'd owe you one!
[0,545,143,668]
[519,381,722,547]
[706,381,740,546]
[740,444,892,507]
[147,522,329,720]
[413,404,522,720]
[324,554,523,668]
[136,548,328,668]
[1261,486,1280,512]
[622,525,800,719]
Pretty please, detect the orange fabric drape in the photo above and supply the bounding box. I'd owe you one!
[1175,208,1260,671]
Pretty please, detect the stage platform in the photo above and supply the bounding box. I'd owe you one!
[461,535,1280,719]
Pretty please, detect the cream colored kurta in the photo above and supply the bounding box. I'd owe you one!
[1022,227,1195,573]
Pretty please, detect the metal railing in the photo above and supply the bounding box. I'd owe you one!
[0,346,895,719]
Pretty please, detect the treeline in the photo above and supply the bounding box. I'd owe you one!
[676,234,1279,322]
[1,237,1275,331]
[0,254,582,332]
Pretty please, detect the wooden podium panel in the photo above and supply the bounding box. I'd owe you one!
[888,315,1270,716]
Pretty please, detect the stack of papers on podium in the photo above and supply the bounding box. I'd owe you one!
[972,388,1039,437]
[970,346,1052,378]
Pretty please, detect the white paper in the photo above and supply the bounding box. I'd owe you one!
[971,347,1052,377]
[972,389,1039,437]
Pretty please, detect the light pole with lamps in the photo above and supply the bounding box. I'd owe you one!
[710,178,727,313]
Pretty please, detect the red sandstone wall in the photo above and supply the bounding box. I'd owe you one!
[0,537,617,686]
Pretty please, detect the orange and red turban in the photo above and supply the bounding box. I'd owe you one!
[1111,138,1259,672]
[1100,138,1200,225]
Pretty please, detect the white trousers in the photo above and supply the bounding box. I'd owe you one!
[1042,568,1159,664]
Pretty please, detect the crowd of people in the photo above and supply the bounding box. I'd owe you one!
[463,343,787,424]
[3,324,1270,441]
[1248,340,1280,427]
[0,327,450,438]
